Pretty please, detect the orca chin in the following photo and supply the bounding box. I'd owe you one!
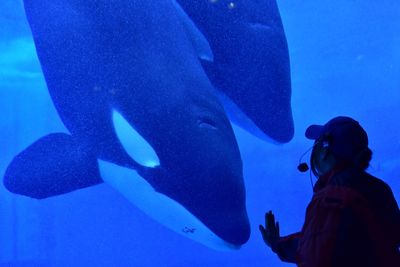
[98,160,241,250]
[217,91,282,144]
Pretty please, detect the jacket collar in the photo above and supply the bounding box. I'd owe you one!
[313,164,350,192]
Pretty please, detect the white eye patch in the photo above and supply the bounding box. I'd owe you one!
[112,110,160,168]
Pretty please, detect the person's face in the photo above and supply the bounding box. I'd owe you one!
[310,139,330,177]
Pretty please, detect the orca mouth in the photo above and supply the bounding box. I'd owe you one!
[197,118,218,130]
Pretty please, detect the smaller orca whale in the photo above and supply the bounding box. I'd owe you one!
[177,0,294,143]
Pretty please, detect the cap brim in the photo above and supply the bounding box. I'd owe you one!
[305,125,323,140]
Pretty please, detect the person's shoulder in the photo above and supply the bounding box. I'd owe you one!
[363,171,393,194]
[361,171,400,212]
[329,168,397,205]
[332,169,394,202]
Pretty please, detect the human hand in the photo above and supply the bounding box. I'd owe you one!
[259,210,280,249]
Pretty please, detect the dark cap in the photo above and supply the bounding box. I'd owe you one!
[305,116,369,161]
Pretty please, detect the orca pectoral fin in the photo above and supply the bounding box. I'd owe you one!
[3,133,102,199]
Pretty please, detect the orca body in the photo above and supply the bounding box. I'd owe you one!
[4,0,250,248]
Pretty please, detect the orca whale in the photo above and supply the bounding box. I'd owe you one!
[3,0,293,249]
[177,0,294,142]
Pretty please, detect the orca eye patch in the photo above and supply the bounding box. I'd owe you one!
[112,110,160,168]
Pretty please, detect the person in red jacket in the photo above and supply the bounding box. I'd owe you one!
[260,116,400,267]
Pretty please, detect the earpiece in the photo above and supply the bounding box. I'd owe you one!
[321,133,332,149]
[322,141,329,148]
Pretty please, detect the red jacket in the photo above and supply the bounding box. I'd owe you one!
[273,168,400,267]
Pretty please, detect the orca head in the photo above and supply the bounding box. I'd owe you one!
[99,110,250,249]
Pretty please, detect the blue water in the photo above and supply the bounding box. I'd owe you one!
[1,0,399,266]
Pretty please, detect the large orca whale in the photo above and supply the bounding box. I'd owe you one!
[3,0,293,249]
[4,0,250,249]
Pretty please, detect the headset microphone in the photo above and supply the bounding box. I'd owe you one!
[297,144,315,173]
[297,137,330,173]
[297,162,309,172]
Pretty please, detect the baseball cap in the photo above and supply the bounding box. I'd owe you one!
[305,116,369,161]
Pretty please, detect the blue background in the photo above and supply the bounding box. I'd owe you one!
[1,0,399,266]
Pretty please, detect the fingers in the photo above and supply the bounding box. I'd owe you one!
[270,212,275,226]
[259,225,266,236]
[276,221,280,236]
[261,211,280,248]
[266,210,275,229]
[259,225,271,246]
